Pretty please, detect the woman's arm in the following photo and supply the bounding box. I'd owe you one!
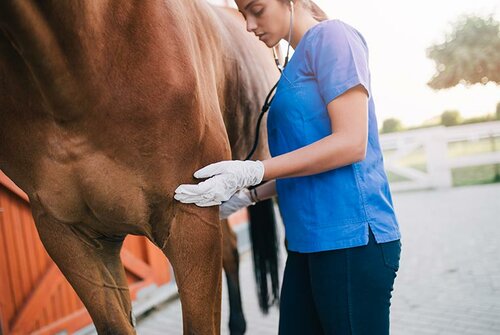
[249,89,366,204]
[262,85,368,181]
[174,86,368,207]
[252,179,276,202]
[218,180,276,219]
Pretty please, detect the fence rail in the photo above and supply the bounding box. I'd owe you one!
[380,121,500,191]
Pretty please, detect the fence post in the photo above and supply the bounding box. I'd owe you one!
[425,126,453,188]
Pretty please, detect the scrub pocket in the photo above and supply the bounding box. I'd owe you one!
[379,239,401,271]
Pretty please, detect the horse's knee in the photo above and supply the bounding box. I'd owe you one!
[96,322,136,335]
[91,309,136,335]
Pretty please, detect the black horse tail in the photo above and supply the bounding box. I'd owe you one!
[247,197,280,314]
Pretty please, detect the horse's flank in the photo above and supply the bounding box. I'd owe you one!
[1,1,279,333]
[0,0,277,239]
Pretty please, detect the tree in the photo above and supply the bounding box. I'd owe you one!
[426,14,500,89]
[496,102,500,120]
[381,118,403,134]
[440,110,462,126]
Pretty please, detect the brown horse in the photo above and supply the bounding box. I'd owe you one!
[0,1,280,334]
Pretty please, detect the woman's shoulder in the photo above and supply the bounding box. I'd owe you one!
[309,19,357,36]
[307,19,348,37]
[307,19,368,49]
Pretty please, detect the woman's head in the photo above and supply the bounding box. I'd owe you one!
[235,0,328,47]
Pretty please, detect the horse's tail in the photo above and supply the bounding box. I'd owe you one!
[247,198,280,314]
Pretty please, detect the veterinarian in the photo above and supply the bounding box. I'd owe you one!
[175,0,401,334]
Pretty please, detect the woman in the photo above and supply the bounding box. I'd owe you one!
[174,0,401,334]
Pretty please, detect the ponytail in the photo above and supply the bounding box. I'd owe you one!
[283,0,329,22]
[309,1,329,22]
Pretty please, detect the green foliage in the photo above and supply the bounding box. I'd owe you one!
[440,110,462,126]
[452,165,500,186]
[381,118,404,134]
[461,114,495,125]
[426,14,500,89]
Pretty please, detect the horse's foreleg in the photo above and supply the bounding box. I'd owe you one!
[162,205,223,335]
[32,210,135,335]
[222,219,246,335]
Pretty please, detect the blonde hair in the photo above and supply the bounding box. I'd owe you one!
[282,0,329,22]
[307,0,329,22]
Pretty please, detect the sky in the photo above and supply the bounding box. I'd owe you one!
[210,0,500,126]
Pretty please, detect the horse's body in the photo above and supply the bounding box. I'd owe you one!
[0,1,278,334]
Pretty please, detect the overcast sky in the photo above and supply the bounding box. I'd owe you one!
[209,0,500,126]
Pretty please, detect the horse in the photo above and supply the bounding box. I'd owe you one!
[0,1,280,334]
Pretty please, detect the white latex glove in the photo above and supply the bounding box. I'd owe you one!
[174,160,264,207]
[219,188,255,220]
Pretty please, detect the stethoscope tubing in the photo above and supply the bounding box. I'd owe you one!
[244,1,294,161]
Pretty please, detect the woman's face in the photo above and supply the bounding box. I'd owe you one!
[235,0,291,47]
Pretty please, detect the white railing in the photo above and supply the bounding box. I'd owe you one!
[380,121,500,192]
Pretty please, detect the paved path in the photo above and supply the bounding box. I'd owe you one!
[137,183,500,334]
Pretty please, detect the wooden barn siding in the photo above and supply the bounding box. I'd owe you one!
[0,172,171,334]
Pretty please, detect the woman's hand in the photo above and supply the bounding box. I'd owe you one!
[219,188,255,219]
[174,160,264,207]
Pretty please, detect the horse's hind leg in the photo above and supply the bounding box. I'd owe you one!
[222,219,246,335]
[32,209,135,334]
[162,205,223,335]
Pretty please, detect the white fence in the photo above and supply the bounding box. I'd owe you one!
[380,121,500,192]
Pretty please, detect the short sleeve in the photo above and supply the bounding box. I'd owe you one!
[307,21,371,104]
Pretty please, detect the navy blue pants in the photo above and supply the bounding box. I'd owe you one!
[278,228,401,335]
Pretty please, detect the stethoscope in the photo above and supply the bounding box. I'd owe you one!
[244,0,294,160]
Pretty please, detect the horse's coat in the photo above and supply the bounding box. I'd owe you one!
[0,1,278,334]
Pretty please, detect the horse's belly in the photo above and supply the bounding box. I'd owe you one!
[35,152,150,235]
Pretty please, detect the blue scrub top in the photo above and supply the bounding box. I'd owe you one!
[267,19,401,253]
